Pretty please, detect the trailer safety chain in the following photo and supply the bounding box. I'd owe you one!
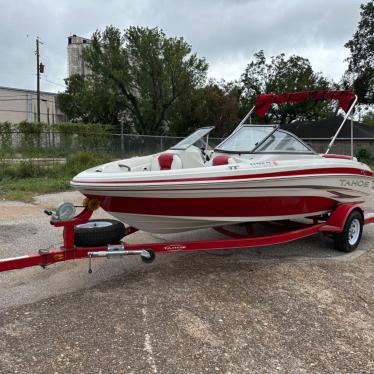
[88,254,93,274]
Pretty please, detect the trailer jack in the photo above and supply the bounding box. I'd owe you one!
[87,245,155,273]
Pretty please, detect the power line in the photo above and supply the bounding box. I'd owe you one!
[42,76,66,88]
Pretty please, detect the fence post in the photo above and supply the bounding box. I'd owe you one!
[117,111,126,157]
[160,135,163,151]
[52,123,55,147]
[121,122,124,157]
[351,118,353,157]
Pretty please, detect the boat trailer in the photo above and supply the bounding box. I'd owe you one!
[1,200,374,273]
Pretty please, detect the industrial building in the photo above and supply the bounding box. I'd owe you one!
[0,86,66,124]
[67,34,92,77]
[0,34,94,124]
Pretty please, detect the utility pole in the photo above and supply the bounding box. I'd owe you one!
[36,37,41,122]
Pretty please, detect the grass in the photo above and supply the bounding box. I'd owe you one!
[0,152,114,202]
[0,177,70,202]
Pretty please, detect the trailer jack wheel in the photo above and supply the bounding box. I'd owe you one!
[334,210,363,253]
[141,250,155,264]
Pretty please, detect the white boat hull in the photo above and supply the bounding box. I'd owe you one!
[72,162,373,233]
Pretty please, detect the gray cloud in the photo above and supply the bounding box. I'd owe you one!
[0,0,363,93]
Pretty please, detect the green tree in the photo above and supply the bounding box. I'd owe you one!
[57,74,123,124]
[241,51,333,124]
[362,111,374,126]
[169,80,241,136]
[59,26,208,133]
[345,1,374,104]
[58,75,89,122]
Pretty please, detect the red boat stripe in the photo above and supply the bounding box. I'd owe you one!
[74,167,373,185]
[89,195,337,217]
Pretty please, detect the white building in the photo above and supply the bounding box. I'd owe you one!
[67,34,92,77]
[0,86,66,124]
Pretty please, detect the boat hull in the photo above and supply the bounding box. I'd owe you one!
[86,194,337,233]
[75,171,373,233]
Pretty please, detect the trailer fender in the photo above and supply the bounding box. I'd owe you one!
[321,204,363,233]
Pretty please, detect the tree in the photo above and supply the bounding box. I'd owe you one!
[241,51,333,124]
[362,111,374,126]
[168,80,241,136]
[59,26,208,133]
[57,75,90,122]
[345,1,374,104]
[57,74,123,124]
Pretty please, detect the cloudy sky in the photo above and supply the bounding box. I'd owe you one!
[0,0,364,93]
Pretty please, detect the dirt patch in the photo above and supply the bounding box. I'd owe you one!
[0,204,39,220]
[0,223,38,243]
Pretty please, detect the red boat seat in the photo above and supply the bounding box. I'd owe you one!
[151,153,183,171]
[321,154,353,160]
[212,155,231,166]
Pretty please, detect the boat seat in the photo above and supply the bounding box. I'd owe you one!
[212,155,234,166]
[151,153,183,171]
[321,154,353,160]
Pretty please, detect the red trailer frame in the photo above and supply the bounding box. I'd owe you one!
[1,202,374,273]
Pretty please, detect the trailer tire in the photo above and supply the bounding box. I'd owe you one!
[334,210,363,252]
[74,219,126,247]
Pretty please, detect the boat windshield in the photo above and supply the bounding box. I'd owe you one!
[215,125,314,154]
[171,127,214,150]
[215,125,276,153]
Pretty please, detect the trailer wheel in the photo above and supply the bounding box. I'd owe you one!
[74,219,126,247]
[334,210,363,252]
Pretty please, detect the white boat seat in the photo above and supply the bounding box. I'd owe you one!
[151,153,183,171]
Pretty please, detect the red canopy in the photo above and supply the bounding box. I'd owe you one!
[254,90,356,118]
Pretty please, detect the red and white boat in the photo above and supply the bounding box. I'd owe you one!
[71,90,373,234]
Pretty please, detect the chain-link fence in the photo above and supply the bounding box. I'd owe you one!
[302,138,374,156]
[0,130,225,160]
[1,129,373,161]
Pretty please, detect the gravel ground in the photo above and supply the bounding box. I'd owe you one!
[0,190,373,373]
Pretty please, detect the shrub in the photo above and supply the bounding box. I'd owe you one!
[0,152,114,182]
[0,122,13,156]
[0,161,51,179]
[355,148,372,163]
[17,121,43,151]
[65,151,112,175]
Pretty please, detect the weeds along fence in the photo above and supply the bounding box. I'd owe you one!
[0,122,223,161]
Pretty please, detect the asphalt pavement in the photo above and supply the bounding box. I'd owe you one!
[0,190,373,373]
